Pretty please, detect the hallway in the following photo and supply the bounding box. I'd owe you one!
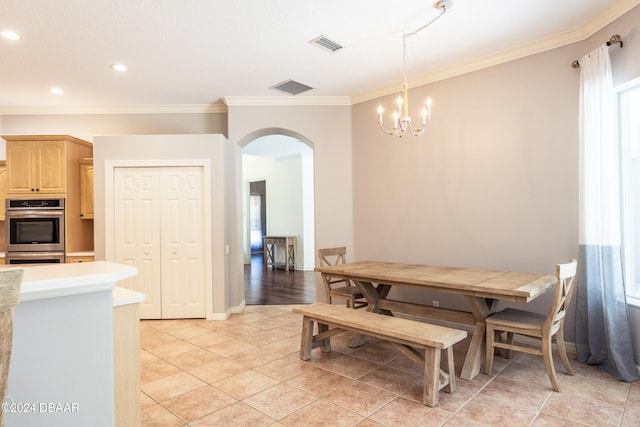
[243,254,316,305]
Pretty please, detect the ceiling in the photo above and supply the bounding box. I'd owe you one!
[0,0,637,112]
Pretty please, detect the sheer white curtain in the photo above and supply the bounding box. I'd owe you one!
[575,45,640,381]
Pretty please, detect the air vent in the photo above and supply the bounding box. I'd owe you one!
[310,35,343,53]
[270,79,314,96]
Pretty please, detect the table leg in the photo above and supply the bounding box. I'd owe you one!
[460,295,497,380]
[348,281,391,348]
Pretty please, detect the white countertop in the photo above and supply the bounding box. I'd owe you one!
[13,261,138,302]
[113,286,146,307]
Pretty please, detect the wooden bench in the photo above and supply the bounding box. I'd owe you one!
[292,303,467,407]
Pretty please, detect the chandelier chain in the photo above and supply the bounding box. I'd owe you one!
[402,5,448,84]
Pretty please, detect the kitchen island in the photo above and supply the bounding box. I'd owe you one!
[3,261,140,427]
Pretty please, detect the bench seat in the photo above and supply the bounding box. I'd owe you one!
[292,303,467,407]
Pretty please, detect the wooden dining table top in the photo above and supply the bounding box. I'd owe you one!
[315,261,557,303]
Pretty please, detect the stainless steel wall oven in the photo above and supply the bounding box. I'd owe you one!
[5,198,65,264]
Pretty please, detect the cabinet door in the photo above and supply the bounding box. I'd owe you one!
[6,141,37,193]
[80,160,94,219]
[37,141,66,193]
[6,140,66,194]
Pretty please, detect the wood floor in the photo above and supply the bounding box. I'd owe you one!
[243,254,316,305]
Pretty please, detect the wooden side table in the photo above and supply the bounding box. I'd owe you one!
[263,236,296,271]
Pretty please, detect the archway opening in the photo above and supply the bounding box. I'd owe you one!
[241,130,315,304]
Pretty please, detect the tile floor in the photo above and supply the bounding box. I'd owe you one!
[140,305,640,426]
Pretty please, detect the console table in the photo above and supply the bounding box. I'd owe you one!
[263,236,296,271]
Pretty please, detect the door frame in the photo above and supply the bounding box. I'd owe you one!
[105,159,213,318]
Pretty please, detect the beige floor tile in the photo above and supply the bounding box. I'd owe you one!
[560,373,630,406]
[262,335,302,356]
[540,392,624,427]
[480,375,551,409]
[141,403,185,427]
[280,399,364,426]
[213,369,280,399]
[186,358,248,384]
[142,372,208,403]
[139,305,632,427]
[165,348,222,370]
[325,380,396,416]
[369,397,453,427]
[184,331,233,348]
[358,365,422,395]
[285,366,353,396]
[167,325,214,340]
[161,385,237,422]
[622,407,640,427]
[206,338,256,357]
[350,341,402,365]
[530,413,591,426]
[455,393,539,427]
[227,346,285,368]
[140,348,161,366]
[145,340,201,359]
[321,354,383,379]
[140,359,183,384]
[243,383,318,419]
[254,355,315,381]
[189,401,275,426]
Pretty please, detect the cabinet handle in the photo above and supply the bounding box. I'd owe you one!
[144,250,149,255]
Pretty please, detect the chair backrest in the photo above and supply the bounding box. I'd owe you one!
[317,247,347,267]
[545,259,577,331]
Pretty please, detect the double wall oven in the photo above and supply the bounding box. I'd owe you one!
[5,198,65,264]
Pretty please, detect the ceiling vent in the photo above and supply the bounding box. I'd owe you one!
[309,35,343,53]
[270,79,314,96]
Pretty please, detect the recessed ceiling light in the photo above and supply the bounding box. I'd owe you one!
[1,30,20,40]
[111,63,127,72]
[50,87,64,95]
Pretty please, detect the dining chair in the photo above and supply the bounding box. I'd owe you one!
[484,259,577,392]
[0,268,25,425]
[317,247,367,309]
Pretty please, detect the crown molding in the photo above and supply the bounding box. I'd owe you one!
[351,0,640,105]
[0,103,228,115]
[223,96,351,107]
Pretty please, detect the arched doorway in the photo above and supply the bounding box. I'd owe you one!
[240,130,315,304]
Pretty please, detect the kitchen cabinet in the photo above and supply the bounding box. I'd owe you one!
[5,139,66,194]
[0,160,7,220]
[79,158,94,219]
[1,135,94,255]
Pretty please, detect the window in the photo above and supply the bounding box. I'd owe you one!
[620,79,640,299]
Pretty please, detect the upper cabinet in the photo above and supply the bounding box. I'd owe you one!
[79,158,94,219]
[2,135,92,196]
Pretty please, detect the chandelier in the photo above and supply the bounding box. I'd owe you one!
[378,0,453,137]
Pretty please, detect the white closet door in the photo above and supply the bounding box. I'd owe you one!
[114,166,205,319]
[160,167,205,318]
[114,168,162,319]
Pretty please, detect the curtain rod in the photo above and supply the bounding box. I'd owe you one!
[571,34,623,68]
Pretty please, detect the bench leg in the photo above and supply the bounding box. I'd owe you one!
[300,316,314,360]
[442,347,456,394]
[423,347,441,407]
[317,323,331,353]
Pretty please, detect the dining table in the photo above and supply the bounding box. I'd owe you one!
[314,261,557,380]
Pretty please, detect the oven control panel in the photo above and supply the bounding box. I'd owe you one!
[6,198,65,209]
